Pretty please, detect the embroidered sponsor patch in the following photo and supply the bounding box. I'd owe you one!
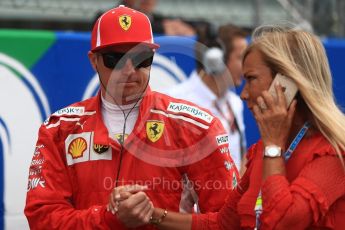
[30,158,45,167]
[146,120,165,142]
[119,15,132,31]
[28,144,46,190]
[216,134,229,146]
[224,161,232,171]
[29,166,42,176]
[219,146,229,154]
[44,107,86,125]
[27,177,45,191]
[93,144,109,154]
[65,132,112,166]
[90,142,111,161]
[150,109,210,129]
[68,137,87,159]
[65,132,91,165]
[53,107,85,116]
[33,144,45,156]
[114,133,129,144]
[167,102,214,124]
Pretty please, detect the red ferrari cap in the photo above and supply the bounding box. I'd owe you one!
[91,5,160,52]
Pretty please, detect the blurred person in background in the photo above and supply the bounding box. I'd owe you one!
[136,0,196,35]
[118,0,138,8]
[24,5,238,229]
[167,24,248,173]
[117,25,345,230]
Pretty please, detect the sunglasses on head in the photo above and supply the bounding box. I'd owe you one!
[101,51,154,70]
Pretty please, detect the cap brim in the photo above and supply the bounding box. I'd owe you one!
[92,42,160,52]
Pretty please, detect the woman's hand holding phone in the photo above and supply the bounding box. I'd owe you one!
[253,73,298,149]
[268,73,298,108]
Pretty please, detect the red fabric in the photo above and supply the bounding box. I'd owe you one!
[192,189,242,230]
[25,89,237,229]
[237,142,264,228]
[193,132,345,230]
[192,147,256,230]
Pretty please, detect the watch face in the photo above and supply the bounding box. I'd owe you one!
[268,148,279,156]
[265,146,281,157]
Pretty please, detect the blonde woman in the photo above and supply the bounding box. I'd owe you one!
[109,26,345,229]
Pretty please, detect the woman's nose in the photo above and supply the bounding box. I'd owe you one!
[240,84,248,101]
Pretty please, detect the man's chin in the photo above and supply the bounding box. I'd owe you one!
[104,87,146,104]
[124,91,144,102]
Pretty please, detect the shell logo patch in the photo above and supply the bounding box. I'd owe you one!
[119,15,132,31]
[146,120,164,142]
[93,144,109,154]
[68,137,87,159]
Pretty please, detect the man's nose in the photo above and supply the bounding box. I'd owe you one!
[122,58,136,74]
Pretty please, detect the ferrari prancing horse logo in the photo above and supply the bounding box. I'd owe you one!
[119,15,132,31]
[146,121,164,142]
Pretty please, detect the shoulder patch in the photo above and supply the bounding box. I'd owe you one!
[216,134,229,146]
[167,102,214,124]
[43,106,95,126]
[53,107,85,116]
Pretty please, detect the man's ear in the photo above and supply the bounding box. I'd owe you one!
[88,51,98,71]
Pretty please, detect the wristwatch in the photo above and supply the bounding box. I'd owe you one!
[264,145,282,157]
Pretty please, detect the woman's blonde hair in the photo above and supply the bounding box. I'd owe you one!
[244,25,345,159]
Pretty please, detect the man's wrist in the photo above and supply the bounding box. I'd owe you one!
[103,205,126,228]
[149,208,168,225]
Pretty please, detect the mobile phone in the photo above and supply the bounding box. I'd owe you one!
[268,73,298,107]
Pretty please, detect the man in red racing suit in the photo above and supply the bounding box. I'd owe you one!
[24,5,238,229]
